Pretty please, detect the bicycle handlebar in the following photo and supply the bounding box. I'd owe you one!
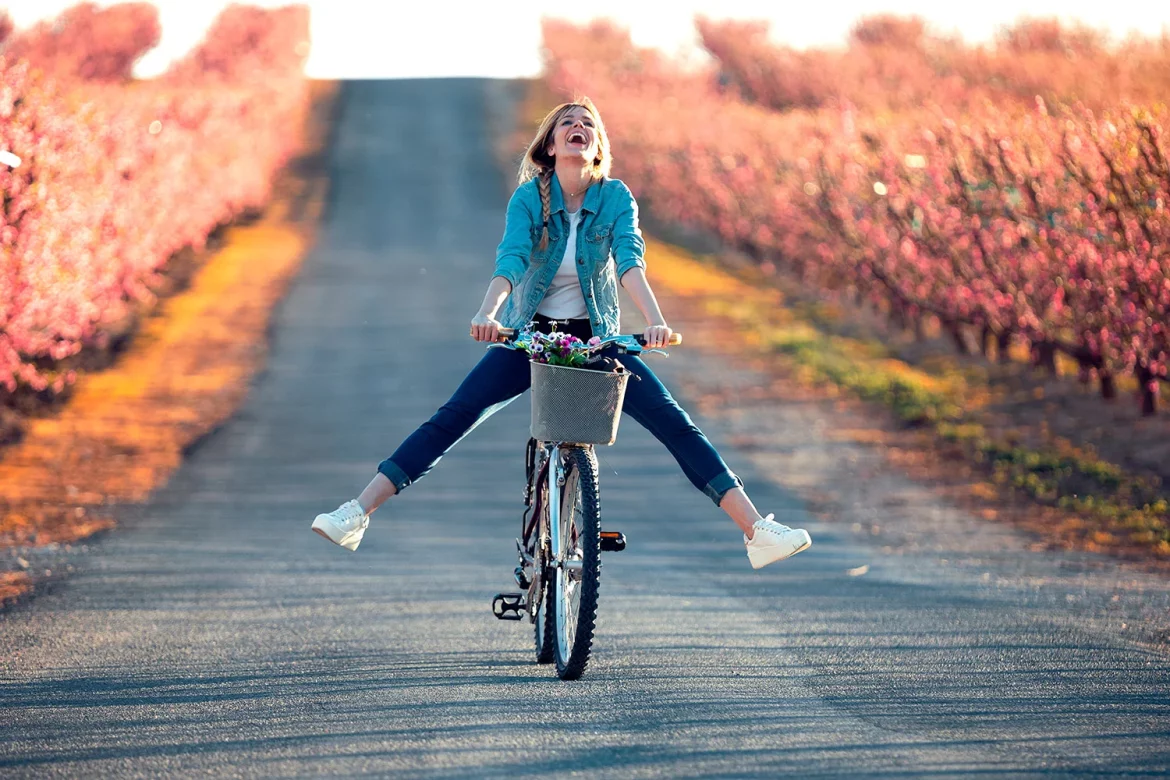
[494,328,682,347]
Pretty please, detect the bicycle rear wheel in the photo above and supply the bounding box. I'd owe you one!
[553,446,601,680]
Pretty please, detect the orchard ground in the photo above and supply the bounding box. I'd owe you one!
[0,80,340,607]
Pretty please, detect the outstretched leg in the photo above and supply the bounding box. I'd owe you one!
[617,351,810,561]
[617,351,748,518]
[359,345,532,514]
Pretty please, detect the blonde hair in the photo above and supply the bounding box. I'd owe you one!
[518,97,612,251]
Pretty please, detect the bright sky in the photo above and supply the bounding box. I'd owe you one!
[6,0,1169,79]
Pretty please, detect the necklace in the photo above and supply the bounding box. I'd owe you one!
[562,177,591,199]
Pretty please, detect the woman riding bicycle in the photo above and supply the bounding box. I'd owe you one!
[311,97,811,569]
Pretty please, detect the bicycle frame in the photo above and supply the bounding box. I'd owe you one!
[512,328,681,586]
[521,439,575,592]
[492,326,682,678]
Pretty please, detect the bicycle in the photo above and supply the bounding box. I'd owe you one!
[490,327,682,680]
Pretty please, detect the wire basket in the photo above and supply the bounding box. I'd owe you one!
[530,360,630,445]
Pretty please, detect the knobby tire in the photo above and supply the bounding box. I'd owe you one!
[533,468,556,664]
[531,453,556,664]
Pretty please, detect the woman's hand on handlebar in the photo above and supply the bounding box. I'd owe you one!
[470,313,502,343]
[642,323,674,349]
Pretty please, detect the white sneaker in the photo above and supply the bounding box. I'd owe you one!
[745,514,811,569]
[311,499,369,552]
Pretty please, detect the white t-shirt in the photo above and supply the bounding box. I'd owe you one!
[536,210,589,319]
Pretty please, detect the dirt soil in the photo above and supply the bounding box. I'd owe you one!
[639,240,1170,574]
[755,259,1170,493]
[636,278,1170,651]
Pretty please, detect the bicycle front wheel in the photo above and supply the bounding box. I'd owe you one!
[532,466,555,665]
[553,445,601,680]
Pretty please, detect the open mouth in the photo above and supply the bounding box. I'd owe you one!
[567,130,588,146]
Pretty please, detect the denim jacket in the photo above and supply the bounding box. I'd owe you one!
[492,175,646,338]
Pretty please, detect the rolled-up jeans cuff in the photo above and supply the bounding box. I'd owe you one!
[704,472,743,507]
[377,458,412,492]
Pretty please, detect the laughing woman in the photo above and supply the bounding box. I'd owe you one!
[310,97,811,569]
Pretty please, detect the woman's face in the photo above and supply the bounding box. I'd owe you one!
[547,106,598,164]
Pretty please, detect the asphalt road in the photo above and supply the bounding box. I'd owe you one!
[2,80,1169,778]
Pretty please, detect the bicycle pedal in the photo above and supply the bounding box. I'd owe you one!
[600,530,626,552]
[491,592,526,621]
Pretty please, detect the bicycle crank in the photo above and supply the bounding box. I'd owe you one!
[491,592,527,621]
[513,565,531,590]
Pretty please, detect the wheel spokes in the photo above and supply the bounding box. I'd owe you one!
[557,464,587,656]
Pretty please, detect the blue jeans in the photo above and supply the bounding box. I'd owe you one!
[378,318,743,506]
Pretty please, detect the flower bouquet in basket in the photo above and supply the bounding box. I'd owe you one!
[515,323,632,444]
[512,325,604,368]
